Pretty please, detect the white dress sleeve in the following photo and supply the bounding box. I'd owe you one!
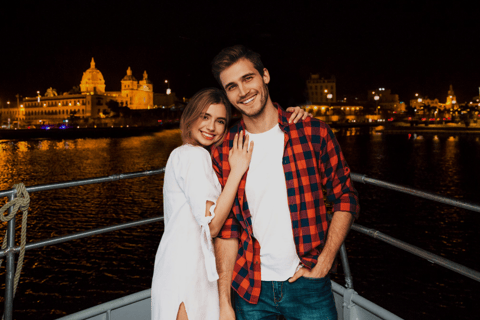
[176,145,221,282]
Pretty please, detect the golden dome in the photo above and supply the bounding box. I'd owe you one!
[80,58,106,94]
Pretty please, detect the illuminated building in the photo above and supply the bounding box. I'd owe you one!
[410,85,457,113]
[1,58,158,127]
[368,88,404,113]
[445,85,457,110]
[307,74,336,104]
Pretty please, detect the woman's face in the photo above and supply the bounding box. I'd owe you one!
[189,103,227,147]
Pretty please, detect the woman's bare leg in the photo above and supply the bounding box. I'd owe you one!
[176,302,189,320]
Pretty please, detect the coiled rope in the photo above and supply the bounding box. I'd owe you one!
[0,183,30,299]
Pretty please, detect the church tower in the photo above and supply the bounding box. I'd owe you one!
[121,67,138,107]
[137,70,154,109]
[139,70,153,92]
[446,85,457,110]
[121,67,138,91]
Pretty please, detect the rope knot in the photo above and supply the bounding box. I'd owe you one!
[13,183,30,211]
[0,184,30,222]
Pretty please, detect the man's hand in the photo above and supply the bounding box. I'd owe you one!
[288,259,331,283]
[289,211,353,283]
[219,303,236,320]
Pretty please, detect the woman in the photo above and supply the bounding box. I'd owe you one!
[151,87,310,320]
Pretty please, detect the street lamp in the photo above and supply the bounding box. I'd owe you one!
[374,95,380,115]
[7,101,11,128]
[165,80,171,95]
[327,93,332,111]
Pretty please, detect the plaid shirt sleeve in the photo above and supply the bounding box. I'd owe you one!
[211,143,241,239]
[317,122,360,218]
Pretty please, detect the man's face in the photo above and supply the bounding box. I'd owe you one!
[219,58,270,118]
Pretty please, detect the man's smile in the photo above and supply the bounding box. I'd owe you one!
[240,94,257,105]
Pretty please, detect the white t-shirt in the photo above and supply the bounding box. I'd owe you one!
[245,124,301,281]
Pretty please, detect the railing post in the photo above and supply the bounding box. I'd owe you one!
[4,193,16,320]
[339,243,354,289]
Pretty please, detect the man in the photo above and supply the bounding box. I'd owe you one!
[211,45,359,320]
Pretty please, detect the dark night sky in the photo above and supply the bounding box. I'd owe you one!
[2,0,480,107]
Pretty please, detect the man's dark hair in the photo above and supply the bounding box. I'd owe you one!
[211,45,264,88]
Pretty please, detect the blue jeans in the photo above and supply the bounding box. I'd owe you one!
[234,276,337,320]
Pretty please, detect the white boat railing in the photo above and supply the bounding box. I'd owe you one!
[1,168,479,320]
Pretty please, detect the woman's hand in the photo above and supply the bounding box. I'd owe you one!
[286,106,313,123]
[228,130,254,177]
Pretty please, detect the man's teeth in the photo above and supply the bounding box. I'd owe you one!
[243,95,256,104]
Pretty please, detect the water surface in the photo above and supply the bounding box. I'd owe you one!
[0,128,479,319]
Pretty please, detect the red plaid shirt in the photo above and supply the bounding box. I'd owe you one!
[211,104,359,304]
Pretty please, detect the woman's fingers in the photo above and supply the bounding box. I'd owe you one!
[248,140,254,154]
[287,107,299,123]
[233,132,238,150]
[243,134,250,152]
[301,112,313,120]
[233,130,253,155]
[238,130,244,149]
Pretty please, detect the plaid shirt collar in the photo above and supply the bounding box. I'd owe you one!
[237,102,290,135]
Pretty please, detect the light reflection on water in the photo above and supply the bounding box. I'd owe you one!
[0,128,479,319]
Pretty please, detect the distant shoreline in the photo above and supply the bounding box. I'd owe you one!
[379,123,480,136]
[0,124,178,140]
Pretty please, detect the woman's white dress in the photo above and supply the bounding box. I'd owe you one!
[152,144,221,320]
